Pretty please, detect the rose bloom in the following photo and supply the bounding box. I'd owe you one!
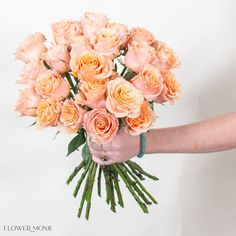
[70,35,92,58]
[156,71,180,104]
[35,70,70,100]
[36,98,61,127]
[51,20,82,45]
[80,12,108,38]
[70,51,113,80]
[44,45,70,74]
[84,108,119,144]
[131,64,164,101]
[154,41,180,72]
[15,32,47,63]
[128,27,158,48]
[124,40,156,73]
[16,60,47,85]
[124,101,155,135]
[75,79,107,109]
[106,77,144,118]
[91,28,122,59]
[59,99,86,133]
[15,86,41,117]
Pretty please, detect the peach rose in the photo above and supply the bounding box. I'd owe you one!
[124,101,155,135]
[44,45,70,74]
[15,86,41,117]
[36,98,61,127]
[75,79,107,109]
[156,71,180,104]
[70,51,113,80]
[131,64,164,101]
[153,41,180,72]
[16,60,47,85]
[80,12,108,38]
[124,40,156,73]
[70,35,92,58]
[128,27,158,48]
[106,77,144,118]
[59,99,86,133]
[15,32,47,63]
[35,70,70,100]
[51,20,82,45]
[91,28,122,59]
[84,108,119,144]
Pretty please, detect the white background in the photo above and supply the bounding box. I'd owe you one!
[0,0,236,235]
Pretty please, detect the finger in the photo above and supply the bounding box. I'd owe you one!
[90,149,105,158]
[90,141,114,151]
[92,155,116,166]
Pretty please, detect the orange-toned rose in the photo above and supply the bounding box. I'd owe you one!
[75,79,107,109]
[15,86,41,116]
[131,64,164,101]
[124,101,155,135]
[36,98,61,127]
[91,28,122,59]
[124,40,156,73]
[128,27,158,48]
[35,70,70,100]
[106,77,144,118]
[156,71,180,104]
[15,32,47,63]
[70,35,92,58]
[59,99,86,133]
[70,51,113,80]
[84,108,118,144]
[51,20,82,45]
[153,41,180,72]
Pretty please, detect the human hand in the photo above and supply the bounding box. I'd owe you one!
[88,129,140,165]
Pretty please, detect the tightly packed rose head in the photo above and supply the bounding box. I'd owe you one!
[15,11,180,144]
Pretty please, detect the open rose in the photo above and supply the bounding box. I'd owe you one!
[70,35,92,58]
[35,70,70,100]
[36,98,61,127]
[70,51,113,80]
[75,79,107,109]
[51,20,82,45]
[131,64,164,101]
[124,40,156,73]
[44,45,70,74]
[106,77,144,118]
[15,32,47,63]
[91,28,122,59]
[124,101,155,135]
[80,12,108,38]
[84,108,118,143]
[59,99,86,133]
[15,86,41,116]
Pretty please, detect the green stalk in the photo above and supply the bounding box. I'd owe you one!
[108,167,116,213]
[97,166,102,197]
[65,72,77,94]
[103,167,111,204]
[120,66,127,76]
[66,160,86,185]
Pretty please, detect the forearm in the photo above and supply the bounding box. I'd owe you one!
[145,112,236,154]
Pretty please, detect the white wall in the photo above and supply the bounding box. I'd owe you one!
[0,0,235,235]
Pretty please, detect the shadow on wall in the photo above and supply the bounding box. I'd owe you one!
[179,63,236,236]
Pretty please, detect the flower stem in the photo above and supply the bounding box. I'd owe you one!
[97,166,102,197]
[66,160,86,185]
[65,72,77,94]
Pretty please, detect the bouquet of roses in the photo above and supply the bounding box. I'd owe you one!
[15,12,180,220]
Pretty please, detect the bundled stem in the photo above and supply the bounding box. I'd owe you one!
[97,166,102,197]
[67,160,86,185]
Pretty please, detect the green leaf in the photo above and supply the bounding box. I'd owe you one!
[123,71,137,81]
[82,142,92,161]
[43,60,51,70]
[67,130,86,156]
[27,121,36,127]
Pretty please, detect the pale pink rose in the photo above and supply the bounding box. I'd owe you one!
[127,27,158,48]
[35,70,70,100]
[131,64,164,101]
[15,33,47,63]
[59,99,86,133]
[51,20,82,45]
[44,45,70,74]
[80,12,108,37]
[153,41,180,72]
[36,98,61,127]
[84,108,119,144]
[70,35,92,58]
[124,40,156,73]
[70,51,113,80]
[16,60,47,85]
[124,101,155,135]
[15,86,41,117]
[106,77,144,118]
[91,28,122,59]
